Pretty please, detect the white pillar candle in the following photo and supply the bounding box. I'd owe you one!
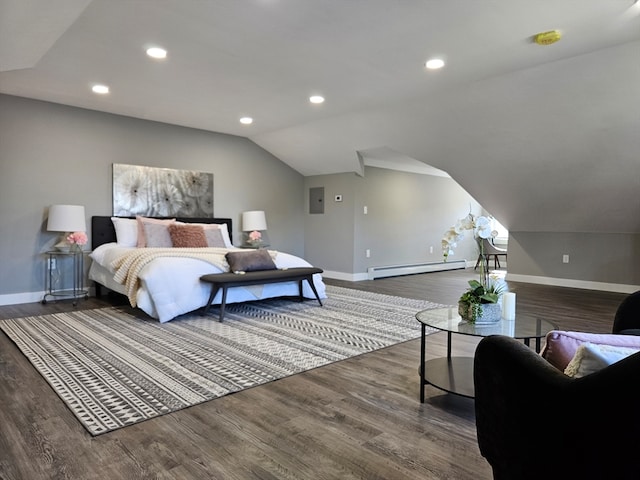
[503,292,516,320]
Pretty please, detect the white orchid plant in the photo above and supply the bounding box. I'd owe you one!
[442,213,495,261]
[442,213,506,320]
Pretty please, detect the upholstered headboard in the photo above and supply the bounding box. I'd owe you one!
[91,216,233,250]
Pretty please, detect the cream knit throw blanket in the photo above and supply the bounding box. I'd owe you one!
[111,248,276,307]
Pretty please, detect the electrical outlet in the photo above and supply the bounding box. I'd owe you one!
[366,249,371,258]
[562,254,569,263]
[363,206,368,215]
[429,246,434,254]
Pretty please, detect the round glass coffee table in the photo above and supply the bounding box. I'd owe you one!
[415,307,557,402]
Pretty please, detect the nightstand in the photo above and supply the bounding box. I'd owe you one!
[42,250,89,305]
[239,244,271,249]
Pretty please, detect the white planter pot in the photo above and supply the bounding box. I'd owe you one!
[458,302,502,324]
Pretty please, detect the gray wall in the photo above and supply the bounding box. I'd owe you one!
[2,94,637,302]
[302,166,640,291]
[303,173,358,274]
[0,94,304,299]
[508,231,640,286]
[304,167,482,278]
[354,167,481,273]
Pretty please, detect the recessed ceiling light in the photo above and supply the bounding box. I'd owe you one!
[92,84,110,94]
[146,47,167,59]
[425,58,445,70]
[309,95,325,104]
[240,117,253,125]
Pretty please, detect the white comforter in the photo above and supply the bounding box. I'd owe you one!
[89,243,326,323]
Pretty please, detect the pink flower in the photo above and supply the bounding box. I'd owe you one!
[248,230,262,242]
[67,231,88,245]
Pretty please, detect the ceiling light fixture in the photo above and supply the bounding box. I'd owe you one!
[91,84,110,94]
[425,58,445,70]
[309,95,325,104]
[240,117,253,125]
[146,47,167,59]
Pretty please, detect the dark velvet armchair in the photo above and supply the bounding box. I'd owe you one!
[474,332,640,480]
[612,289,640,334]
[474,335,640,479]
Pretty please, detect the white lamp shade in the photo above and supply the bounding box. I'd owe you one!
[47,205,86,232]
[242,210,267,231]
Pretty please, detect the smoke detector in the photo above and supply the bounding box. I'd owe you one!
[533,30,562,45]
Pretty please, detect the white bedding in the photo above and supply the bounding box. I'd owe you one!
[89,243,326,323]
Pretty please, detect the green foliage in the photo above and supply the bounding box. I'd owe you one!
[459,279,505,306]
[458,279,505,322]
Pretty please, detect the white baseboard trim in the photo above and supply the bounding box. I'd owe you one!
[0,291,46,306]
[321,270,369,282]
[324,263,483,283]
[0,287,96,307]
[506,273,640,294]
[367,260,465,280]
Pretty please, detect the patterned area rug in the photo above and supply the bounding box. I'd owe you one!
[0,285,441,436]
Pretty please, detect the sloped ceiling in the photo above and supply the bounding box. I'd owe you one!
[1,0,639,233]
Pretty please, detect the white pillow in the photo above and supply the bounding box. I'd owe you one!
[564,342,640,378]
[111,217,138,247]
[89,242,115,265]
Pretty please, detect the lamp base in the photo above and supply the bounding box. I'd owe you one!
[242,230,270,248]
[54,234,71,252]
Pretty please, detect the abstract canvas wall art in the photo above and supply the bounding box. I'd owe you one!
[113,163,213,217]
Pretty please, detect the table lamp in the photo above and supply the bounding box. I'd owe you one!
[242,210,268,247]
[47,204,86,251]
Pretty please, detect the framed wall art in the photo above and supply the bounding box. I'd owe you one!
[113,163,213,217]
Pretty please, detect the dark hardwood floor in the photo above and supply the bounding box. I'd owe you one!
[0,268,626,479]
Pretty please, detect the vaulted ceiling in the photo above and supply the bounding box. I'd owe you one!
[1,0,639,232]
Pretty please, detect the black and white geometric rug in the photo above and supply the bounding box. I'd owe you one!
[0,285,441,436]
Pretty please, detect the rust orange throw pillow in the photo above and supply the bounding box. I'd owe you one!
[168,224,208,248]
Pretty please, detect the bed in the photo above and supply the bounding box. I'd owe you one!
[88,216,326,323]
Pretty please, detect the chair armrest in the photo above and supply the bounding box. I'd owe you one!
[613,290,640,333]
[474,335,640,480]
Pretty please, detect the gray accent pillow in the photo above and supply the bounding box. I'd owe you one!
[136,217,176,247]
[203,227,226,247]
[226,250,277,273]
[143,222,174,248]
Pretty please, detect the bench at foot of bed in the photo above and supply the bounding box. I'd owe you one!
[200,267,324,321]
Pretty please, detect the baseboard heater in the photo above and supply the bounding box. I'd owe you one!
[367,260,466,280]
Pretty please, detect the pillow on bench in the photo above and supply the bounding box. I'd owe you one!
[541,330,640,371]
[226,250,277,273]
